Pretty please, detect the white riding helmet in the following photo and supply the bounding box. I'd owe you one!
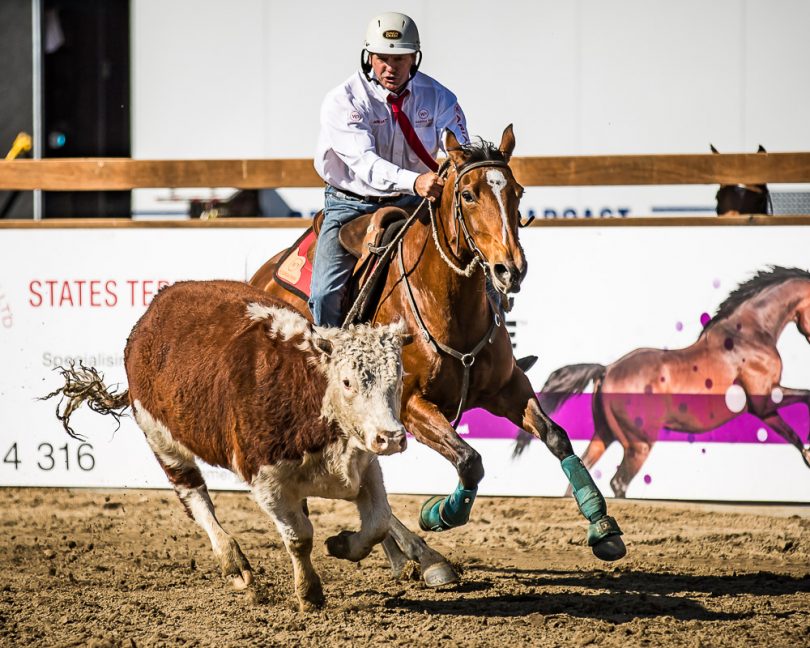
[365,12,420,54]
[361,12,422,80]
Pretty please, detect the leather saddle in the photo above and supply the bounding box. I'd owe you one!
[273,205,410,322]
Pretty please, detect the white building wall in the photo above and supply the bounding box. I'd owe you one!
[130,0,810,217]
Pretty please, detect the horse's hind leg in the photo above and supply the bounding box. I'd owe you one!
[565,393,613,497]
[490,369,626,561]
[134,405,252,589]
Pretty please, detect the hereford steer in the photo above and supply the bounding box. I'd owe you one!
[47,280,410,611]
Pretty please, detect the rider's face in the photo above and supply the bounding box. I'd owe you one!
[370,53,416,92]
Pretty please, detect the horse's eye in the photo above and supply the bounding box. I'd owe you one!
[461,190,475,203]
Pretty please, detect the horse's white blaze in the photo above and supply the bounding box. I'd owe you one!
[486,169,509,243]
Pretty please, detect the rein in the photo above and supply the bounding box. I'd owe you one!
[398,156,518,427]
[343,154,519,427]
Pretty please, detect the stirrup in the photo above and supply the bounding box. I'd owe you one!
[516,355,538,372]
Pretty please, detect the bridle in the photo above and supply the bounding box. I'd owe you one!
[427,154,534,278]
[716,183,772,215]
[396,153,528,426]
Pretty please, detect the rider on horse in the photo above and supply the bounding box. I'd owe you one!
[309,11,470,327]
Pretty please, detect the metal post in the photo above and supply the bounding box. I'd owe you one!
[32,0,43,220]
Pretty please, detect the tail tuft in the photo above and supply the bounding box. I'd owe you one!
[40,362,130,440]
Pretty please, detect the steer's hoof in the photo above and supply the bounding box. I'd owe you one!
[422,561,459,588]
[229,569,253,590]
[325,530,353,560]
[592,535,627,562]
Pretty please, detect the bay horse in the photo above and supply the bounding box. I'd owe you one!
[713,144,772,216]
[250,125,626,586]
[514,266,810,497]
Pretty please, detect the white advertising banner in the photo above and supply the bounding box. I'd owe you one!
[1,224,809,502]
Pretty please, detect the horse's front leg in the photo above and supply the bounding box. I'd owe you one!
[492,367,627,561]
[403,394,484,533]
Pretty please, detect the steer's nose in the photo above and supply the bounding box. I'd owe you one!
[372,428,407,455]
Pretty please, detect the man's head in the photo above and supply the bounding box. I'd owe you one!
[361,12,421,91]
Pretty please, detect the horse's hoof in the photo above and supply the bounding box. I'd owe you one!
[418,495,448,532]
[592,535,627,562]
[422,561,459,588]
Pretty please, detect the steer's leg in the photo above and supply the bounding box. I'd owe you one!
[325,457,391,561]
[252,473,324,612]
[134,405,252,589]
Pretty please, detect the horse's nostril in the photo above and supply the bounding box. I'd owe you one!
[375,434,388,447]
[494,264,510,282]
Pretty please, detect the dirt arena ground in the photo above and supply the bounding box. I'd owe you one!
[1,488,808,647]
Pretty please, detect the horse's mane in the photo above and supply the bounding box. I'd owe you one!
[450,137,507,169]
[705,266,810,328]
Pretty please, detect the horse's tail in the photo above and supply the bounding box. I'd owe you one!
[512,363,606,459]
[41,362,130,441]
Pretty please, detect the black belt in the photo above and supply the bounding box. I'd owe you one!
[331,186,402,204]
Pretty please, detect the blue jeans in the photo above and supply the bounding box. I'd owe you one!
[308,186,420,327]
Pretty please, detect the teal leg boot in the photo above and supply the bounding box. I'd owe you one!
[419,483,478,532]
[561,455,626,561]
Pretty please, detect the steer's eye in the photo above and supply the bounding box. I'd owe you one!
[461,190,475,203]
[342,378,351,389]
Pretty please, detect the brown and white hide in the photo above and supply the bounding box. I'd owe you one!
[124,280,408,611]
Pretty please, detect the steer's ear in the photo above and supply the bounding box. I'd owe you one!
[311,332,333,358]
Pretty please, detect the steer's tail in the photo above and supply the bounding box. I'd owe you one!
[41,362,130,440]
[512,363,606,459]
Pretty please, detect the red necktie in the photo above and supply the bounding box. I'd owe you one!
[387,90,439,172]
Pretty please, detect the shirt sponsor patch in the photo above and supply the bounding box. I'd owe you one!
[415,108,433,127]
[348,111,362,123]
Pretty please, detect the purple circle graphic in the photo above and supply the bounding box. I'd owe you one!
[643,474,652,484]
[700,312,711,327]
[687,433,695,443]
[701,448,706,454]
[634,417,644,428]
[693,365,699,372]
[705,378,713,389]
[724,337,734,350]
[675,321,683,332]
[594,470,602,479]
[713,279,721,289]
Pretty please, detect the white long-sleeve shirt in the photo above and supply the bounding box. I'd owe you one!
[314,70,469,197]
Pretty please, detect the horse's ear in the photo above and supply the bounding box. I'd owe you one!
[710,144,719,154]
[757,144,767,153]
[445,129,466,167]
[499,124,515,162]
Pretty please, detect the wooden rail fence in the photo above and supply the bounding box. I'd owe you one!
[1,153,810,190]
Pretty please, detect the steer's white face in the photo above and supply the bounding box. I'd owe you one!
[246,304,409,456]
[315,322,408,456]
